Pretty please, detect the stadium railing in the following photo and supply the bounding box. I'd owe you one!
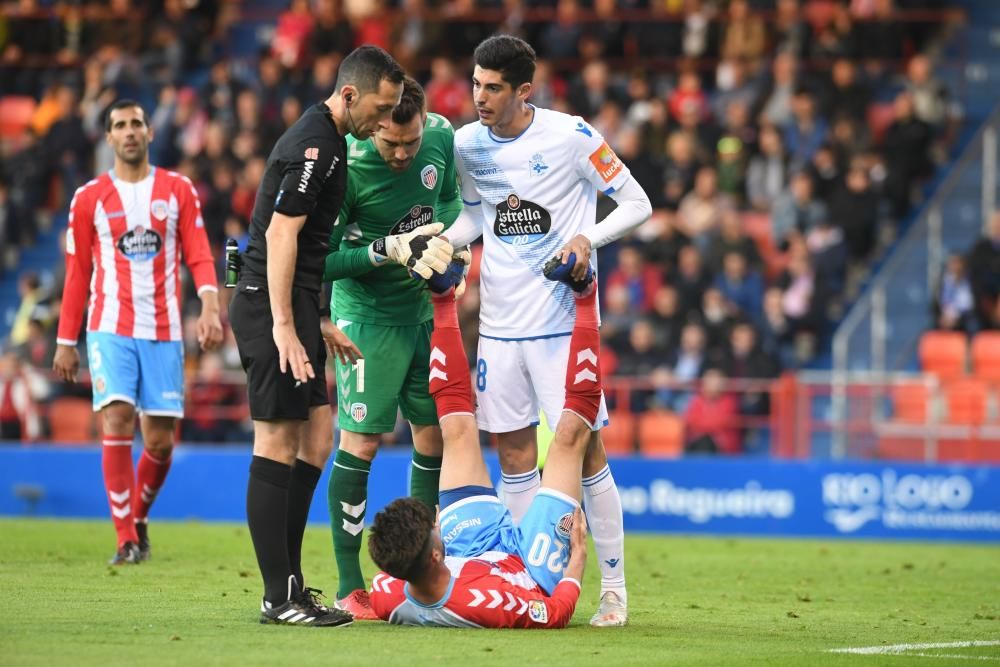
[830,100,1000,457]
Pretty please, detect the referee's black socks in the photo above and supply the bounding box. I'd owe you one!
[247,455,293,603]
[287,460,322,590]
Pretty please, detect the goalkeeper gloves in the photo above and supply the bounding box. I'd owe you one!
[421,246,472,297]
[369,222,453,279]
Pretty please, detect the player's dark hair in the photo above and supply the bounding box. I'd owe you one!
[474,35,536,88]
[368,498,436,582]
[335,45,405,96]
[391,76,426,125]
[104,99,147,132]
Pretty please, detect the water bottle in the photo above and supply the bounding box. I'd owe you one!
[224,237,240,288]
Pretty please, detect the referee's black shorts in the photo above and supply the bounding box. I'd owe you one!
[229,281,329,421]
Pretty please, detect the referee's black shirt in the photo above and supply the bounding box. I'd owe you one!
[241,102,348,293]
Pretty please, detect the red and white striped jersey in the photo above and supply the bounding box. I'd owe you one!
[57,168,218,345]
[369,551,581,629]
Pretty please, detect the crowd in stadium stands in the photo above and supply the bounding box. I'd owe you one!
[0,0,961,451]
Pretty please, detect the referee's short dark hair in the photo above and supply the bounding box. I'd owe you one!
[336,45,405,96]
[474,35,536,88]
[391,76,426,125]
[104,99,148,132]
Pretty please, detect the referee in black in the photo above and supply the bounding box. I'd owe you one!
[230,45,403,626]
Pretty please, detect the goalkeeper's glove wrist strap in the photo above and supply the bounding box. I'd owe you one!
[368,239,389,265]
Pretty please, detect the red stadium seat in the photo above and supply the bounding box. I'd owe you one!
[918,330,967,381]
[945,379,988,425]
[891,380,930,424]
[0,95,36,139]
[601,411,635,455]
[971,331,1000,384]
[637,410,684,458]
[48,397,98,443]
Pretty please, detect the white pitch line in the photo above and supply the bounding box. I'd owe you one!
[829,640,1000,657]
[908,653,1000,662]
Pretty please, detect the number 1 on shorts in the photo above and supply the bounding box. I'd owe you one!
[354,358,365,393]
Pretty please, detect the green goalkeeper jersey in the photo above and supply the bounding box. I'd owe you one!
[323,112,462,326]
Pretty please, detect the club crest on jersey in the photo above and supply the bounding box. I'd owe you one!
[94,376,106,395]
[529,153,549,176]
[350,402,368,422]
[420,164,438,189]
[527,600,548,624]
[391,205,435,235]
[150,199,169,221]
[117,225,163,261]
[494,194,551,246]
[555,512,574,539]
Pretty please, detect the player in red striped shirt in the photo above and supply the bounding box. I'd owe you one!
[53,100,224,564]
[367,266,601,628]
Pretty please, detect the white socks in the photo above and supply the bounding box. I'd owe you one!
[582,465,626,594]
[498,467,540,525]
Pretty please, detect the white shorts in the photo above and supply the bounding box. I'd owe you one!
[475,334,608,433]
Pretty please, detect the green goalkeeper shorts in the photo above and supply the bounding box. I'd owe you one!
[334,319,439,434]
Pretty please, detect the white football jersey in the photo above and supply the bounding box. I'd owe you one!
[454,107,632,339]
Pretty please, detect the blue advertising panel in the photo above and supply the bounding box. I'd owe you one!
[2,446,998,542]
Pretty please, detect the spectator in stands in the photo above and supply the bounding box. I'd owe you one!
[678,166,728,249]
[883,90,933,218]
[745,124,788,213]
[715,251,764,320]
[601,284,639,356]
[183,351,246,443]
[606,245,663,314]
[760,286,798,369]
[707,209,762,275]
[272,0,315,70]
[662,131,701,209]
[697,287,734,354]
[301,53,340,107]
[648,285,684,354]
[0,0,59,95]
[568,59,619,120]
[724,320,779,416]
[715,135,747,202]
[425,57,473,124]
[823,58,870,127]
[720,0,766,65]
[0,348,45,441]
[905,53,956,138]
[13,313,55,370]
[8,273,45,347]
[681,0,719,60]
[673,243,712,318]
[771,170,828,248]
[809,3,857,62]
[778,248,824,336]
[829,162,880,260]
[967,211,1000,331]
[756,51,799,128]
[615,319,664,411]
[644,210,690,276]
[784,86,829,171]
[661,322,709,412]
[201,61,242,126]
[933,254,976,335]
[684,368,742,455]
[617,125,667,211]
[773,0,809,59]
[806,218,848,296]
[539,0,585,60]
[668,69,710,126]
[808,143,841,202]
[640,99,670,161]
[859,0,905,68]
[312,0,354,57]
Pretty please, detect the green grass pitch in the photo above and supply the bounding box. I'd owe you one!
[2,518,998,666]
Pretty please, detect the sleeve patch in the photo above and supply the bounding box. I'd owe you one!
[527,599,549,624]
[588,142,624,184]
[66,228,76,255]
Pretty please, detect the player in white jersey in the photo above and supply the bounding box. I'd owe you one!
[444,35,653,627]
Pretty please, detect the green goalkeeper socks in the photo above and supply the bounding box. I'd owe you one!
[410,449,442,510]
[329,448,371,599]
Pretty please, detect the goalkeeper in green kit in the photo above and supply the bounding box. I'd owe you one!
[321,76,466,619]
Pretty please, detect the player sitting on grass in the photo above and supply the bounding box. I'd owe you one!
[366,262,600,628]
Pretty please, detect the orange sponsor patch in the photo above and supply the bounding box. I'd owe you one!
[588,142,624,184]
